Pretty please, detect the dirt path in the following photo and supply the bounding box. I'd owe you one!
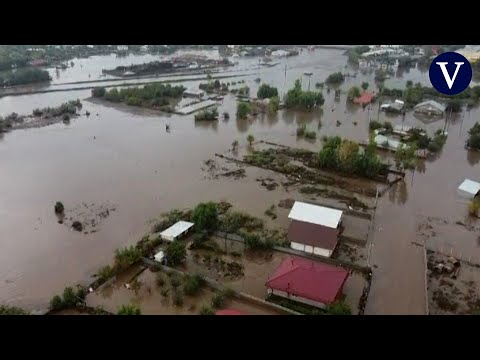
[365,187,427,315]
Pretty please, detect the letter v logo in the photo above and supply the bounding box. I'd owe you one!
[429,52,472,95]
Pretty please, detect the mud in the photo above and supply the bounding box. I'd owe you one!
[59,201,117,233]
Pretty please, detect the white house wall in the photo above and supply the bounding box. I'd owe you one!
[291,242,332,258]
[270,289,326,309]
[313,247,332,257]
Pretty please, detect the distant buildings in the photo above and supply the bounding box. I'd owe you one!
[414,100,446,116]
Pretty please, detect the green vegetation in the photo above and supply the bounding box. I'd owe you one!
[315,82,324,88]
[54,201,64,214]
[152,209,192,234]
[244,233,274,250]
[93,83,185,110]
[50,286,87,311]
[237,102,252,119]
[183,274,206,296]
[296,124,316,139]
[361,82,369,91]
[346,46,370,65]
[165,241,187,266]
[394,143,418,170]
[0,305,28,315]
[264,205,277,219]
[117,303,141,315]
[284,79,324,110]
[0,67,50,87]
[325,300,352,315]
[347,86,361,101]
[247,134,255,146]
[232,140,239,151]
[219,211,264,233]
[199,80,229,93]
[114,246,142,271]
[199,306,215,315]
[97,265,114,282]
[318,136,386,178]
[237,86,250,97]
[326,72,345,85]
[173,290,184,306]
[467,122,480,150]
[92,87,106,97]
[257,84,279,99]
[194,108,219,121]
[156,273,166,287]
[468,199,480,217]
[268,96,280,115]
[211,288,235,309]
[192,202,218,232]
[369,121,393,133]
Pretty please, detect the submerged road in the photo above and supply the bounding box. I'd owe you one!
[365,183,428,315]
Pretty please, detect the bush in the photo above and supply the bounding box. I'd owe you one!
[50,295,64,311]
[97,265,114,281]
[156,273,165,287]
[268,96,280,115]
[183,274,206,296]
[238,86,250,97]
[199,306,215,315]
[305,130,316,139]
[114,246,142,271]
[165,242,186,266]
[173,291,184,307]
[54,201,64,214]
[237,102,251,119]
[194,108,219,121]
[117,303,141,315]
[257,84,279,99]
[467,122,480,150]
[247,134,255,146]
[468,199,480,217]
[284,79,324,110]
[347,86,361,100]
[92,87,106,97]
[0,305,28,315]
[192,202,218,232]
[369,121,383,131]
[211,293,226,308]
[296,124,306,137]
[325,72,345,85]
[325,300,352,315]
[384,121,393,133]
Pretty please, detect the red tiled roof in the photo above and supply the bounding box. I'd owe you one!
[288,220,340,250]
[266,256,349,304]
[215,309,246,315]
[353,91,375,105]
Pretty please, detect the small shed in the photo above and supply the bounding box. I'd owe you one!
[288,201,343,229]
[160,221,194,242]
[184,89,205,99]
[458,179,480,199]
[154,251,165,263]
[414,100,445,116]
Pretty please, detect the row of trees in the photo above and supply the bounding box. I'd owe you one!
[257,84,278,99]
[468,122,480,150]
[0,68,50,87]
[317,136,387,178]
[199,80,228,93]
[92,83,185,109]
[284,79,324,110]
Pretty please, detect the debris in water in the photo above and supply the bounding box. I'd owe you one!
[72,221,83,232]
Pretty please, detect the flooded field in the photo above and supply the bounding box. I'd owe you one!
[86,265,285,315]
[1,47,480,314]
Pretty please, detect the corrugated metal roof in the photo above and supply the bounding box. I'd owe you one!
[374,134,407,150]
[288,220,339,250]
[265,256,349,305]
[458,179,480,198]
[160,221,194,239]
[288,201,342,229]
[414,100,446,113]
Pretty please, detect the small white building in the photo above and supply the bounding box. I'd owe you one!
[374,134,408,151]
[154,251,165,263]
[160,221,194,242]
[414,100,446,116]
[458,179,480,199]
[184,89,205,99]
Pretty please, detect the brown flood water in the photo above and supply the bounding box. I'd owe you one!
[1,48,480,314]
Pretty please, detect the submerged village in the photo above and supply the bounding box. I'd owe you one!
[1,45,480,315]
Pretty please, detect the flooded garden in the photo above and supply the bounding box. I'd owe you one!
[1,46,480,315]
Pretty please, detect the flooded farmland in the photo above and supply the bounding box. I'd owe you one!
[1,46,480,315]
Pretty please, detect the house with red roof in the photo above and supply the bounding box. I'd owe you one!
[265,256,349,309]
[353,91,375,106]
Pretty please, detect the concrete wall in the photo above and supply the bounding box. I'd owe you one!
[290,242,332,258]
[269,288,326,309]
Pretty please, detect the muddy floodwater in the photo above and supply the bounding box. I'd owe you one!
[1,48,480,314]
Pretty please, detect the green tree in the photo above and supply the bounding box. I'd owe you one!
[165,241,187,266]
[0,305,28,315]
[247,134,255,146]
[117,303,141,315]
[406,80,413,88]
[446,99,463,113]
[394,144,417,170]
[92,87,106,97]
[232,140,239,151]
[338,140,360,173]
[268,96,280,115]
[325,300,352,315]
[54,201,64,214]
[192,202,218,232]
[347,86,361,101]
[257,84,279,99]
[361,82,369,91]
[236,102,251,119]
[325,72,345,85]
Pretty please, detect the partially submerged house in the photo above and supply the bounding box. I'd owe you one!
[353,91,375,106]
[373,134,408,151]
[381,99,404,113]
[287,201,342,257]
[414,100,445,116]
[160,221,194,242]
[183,89,205,99]
[265,256,349,309]
[458,179,480,199]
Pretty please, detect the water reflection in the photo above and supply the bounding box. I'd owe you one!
[415,159,427,174]
[388,179,408,205]
[467,150,480,166]
[194,120,218,132]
